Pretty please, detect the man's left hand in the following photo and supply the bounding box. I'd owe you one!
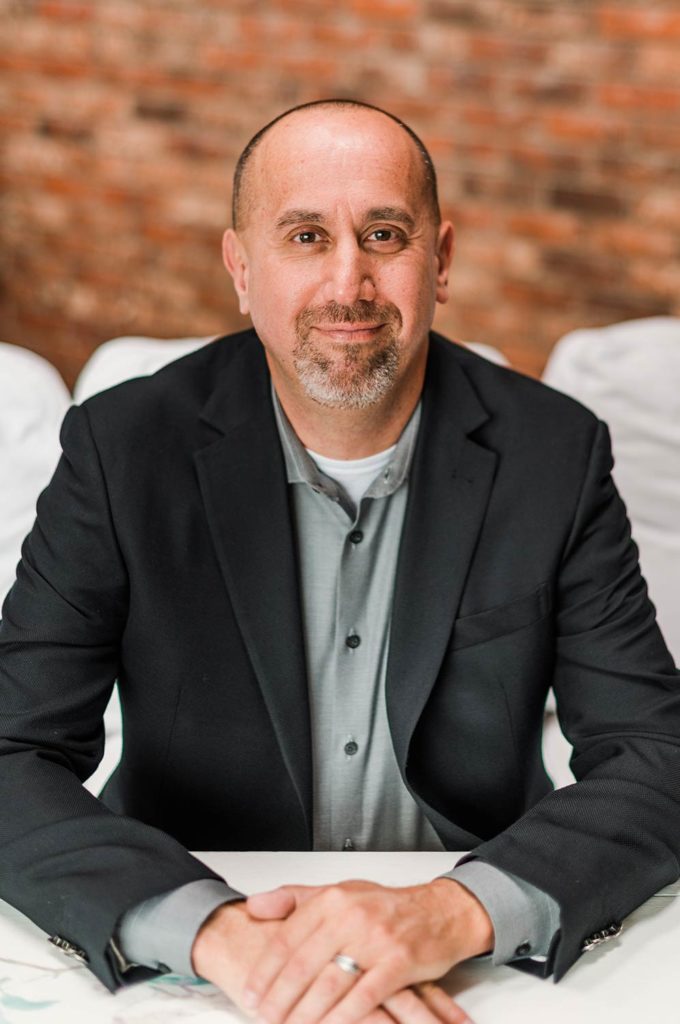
[241,878,493,1024]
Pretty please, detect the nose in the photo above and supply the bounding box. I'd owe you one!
[322,237,376,305]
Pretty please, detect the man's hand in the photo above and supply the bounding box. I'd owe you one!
[192,901,281,1007]
[240,878,492,1024]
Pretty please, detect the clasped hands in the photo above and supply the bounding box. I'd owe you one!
[192,877,493,1024]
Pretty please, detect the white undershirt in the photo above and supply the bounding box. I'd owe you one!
[305,444,397,506]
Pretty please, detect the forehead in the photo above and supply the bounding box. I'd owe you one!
[246,109,426,223]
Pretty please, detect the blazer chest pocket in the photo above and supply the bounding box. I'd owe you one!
[451,582,551,651]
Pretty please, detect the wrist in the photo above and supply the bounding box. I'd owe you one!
[191,900,249,978]
[429,877,494,959]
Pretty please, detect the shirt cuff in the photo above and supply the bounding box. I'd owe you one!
[443,860,561,965]
[115,879,245,977]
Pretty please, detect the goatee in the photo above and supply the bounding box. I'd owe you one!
[293,300,402,409]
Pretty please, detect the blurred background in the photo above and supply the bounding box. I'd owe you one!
[1,0,680,389]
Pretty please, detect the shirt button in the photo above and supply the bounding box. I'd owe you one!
[344,741,359,756]
[515,942,532,957]
[343,838,356,851]
[345,634,361,649]
[349,530,364,544]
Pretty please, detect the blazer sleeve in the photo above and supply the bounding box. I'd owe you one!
[0,405,223,991]
[466,420,680,980]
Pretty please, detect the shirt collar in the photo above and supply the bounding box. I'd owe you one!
[271,383,422,503]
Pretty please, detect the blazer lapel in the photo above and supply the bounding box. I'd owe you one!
[193,335,313,843]
[387,337,498,774]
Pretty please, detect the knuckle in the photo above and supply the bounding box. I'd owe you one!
[391,941,412,969]
[286,952,310,982]
[371,921,393,946]
[349,906,371,933]
[355,980,383,1012]
[317,971,344,1000]
[269,935,292,961]
[324,884,349,911]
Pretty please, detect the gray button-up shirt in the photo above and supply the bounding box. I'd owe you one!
[277,394,443,853]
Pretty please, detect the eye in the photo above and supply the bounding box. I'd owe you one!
[292,230,324,244]
[364,227,407,250]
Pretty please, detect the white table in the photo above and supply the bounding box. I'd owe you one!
[0,852,677,1023]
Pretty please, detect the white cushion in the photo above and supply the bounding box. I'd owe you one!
[73,335,213,402]
[0,343,71,601]
[463,341,510,367]
[543,317,680,662]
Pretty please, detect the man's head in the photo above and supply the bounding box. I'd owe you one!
[232,100,442,232]
[223,101,454,413]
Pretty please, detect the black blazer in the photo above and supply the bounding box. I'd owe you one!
[0,331,678,990]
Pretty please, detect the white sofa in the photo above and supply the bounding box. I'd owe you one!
[0,343,71,600]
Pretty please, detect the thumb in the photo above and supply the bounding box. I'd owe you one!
[246,884,316,920]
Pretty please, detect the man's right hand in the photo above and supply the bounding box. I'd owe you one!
[192,900,280,1006]
[191,901,474,1024]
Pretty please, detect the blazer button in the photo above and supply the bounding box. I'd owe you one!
[345,634,361,649]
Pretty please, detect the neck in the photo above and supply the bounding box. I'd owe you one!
[268,361,426,460]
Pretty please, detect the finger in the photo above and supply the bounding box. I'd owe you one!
[414,983,474,1024]
[247,888,300,920]
[384,988,457,1024]
[242,892,332,1010]
[254,929,346,1024]
[274,959,359,1024]
[364,1010,397,1024]
[248,885,322,919]
[321,961,414,1024]
[364,1011,397,1024]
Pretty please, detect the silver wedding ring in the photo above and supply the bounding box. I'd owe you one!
[333,953,363,976]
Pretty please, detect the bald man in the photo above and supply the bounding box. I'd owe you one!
[0,101,678,1024]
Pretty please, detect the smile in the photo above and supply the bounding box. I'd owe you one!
[311,324,387,341]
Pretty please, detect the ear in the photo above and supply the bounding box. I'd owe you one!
[434,220,455,305]
[223,228,250,315]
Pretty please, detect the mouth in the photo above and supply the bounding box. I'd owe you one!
[311,323,387,342]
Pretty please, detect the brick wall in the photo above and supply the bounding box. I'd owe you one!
[1,0,679,388]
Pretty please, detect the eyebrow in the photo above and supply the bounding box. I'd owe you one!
[275,210,326,229]
[274,206,417,231]
[365,207,416,230]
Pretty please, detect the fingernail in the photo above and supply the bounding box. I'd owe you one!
[242,989,258,1009]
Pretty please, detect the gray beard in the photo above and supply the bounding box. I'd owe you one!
[293,301,402,409]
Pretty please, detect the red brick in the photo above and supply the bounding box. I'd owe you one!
[349,0,418,19]
[598,82,680,112]
[598,8,680,41]
[591,223,678,260]
[507,212,581,245]
[542,112,620,143]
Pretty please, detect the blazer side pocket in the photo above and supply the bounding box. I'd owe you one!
[452,582,551,651]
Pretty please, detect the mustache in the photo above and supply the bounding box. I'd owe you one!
[296,300,402,333]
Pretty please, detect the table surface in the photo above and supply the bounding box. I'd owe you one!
[0,852,677,1024]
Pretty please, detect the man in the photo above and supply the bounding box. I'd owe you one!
[1,100,679,1024]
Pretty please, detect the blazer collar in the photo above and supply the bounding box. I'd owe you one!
[194,332,314,845]
[386,334,497,781]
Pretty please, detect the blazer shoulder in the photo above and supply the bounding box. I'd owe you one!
[77,329,260,435]
[432,333,601,443]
